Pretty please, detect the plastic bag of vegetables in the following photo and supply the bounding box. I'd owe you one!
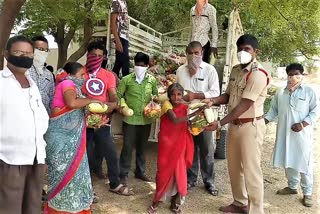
[188,108,218,135]
[143,100,161,118]
[86,113,109,128]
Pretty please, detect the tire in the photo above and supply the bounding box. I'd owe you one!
[215,129,227,159]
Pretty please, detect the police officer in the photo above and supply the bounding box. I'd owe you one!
[204,34,269,214]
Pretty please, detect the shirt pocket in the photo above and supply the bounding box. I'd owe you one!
[290,94,307,112]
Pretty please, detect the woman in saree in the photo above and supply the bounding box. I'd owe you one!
[148,83,203,214]
[44,62,108,213]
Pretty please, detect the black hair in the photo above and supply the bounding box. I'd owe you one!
[186,41,202,53]
[87,40,105,52]
[63,62,83,75]
[236,34,258,49]
[31,35,48,44]
[46,65,54,73]
[286,63,304,74]
[5,35,33,51]
[134,52,149,65]
[167,83,184,100]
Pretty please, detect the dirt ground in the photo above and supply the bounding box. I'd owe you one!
[91,76,320,214]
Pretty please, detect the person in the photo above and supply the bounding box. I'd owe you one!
[111,0,130,78]
[265,63,319,207]
[148,83,203,214]
[190,0,218,63]
[118,52,158,185]
[29,35,55,114]
[82,41,133,195]
[44,62,105,213]
[204,34,269,214]
[176,41,220,196]
[0,35,49,213]
[46,65,56,83]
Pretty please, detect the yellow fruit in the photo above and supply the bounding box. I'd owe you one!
[189,102,206,110]
[191,127,201,136]
[88,103,108,113]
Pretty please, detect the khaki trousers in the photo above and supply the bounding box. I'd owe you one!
[226,119,266,214]
[0,159,46,214]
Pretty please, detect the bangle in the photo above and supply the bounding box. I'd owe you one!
[300,122,304,128]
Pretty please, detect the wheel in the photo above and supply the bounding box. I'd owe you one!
[214,129,227,159]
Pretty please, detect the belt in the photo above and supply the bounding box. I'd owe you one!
[231,116,264,126]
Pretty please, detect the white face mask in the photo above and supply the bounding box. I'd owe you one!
[237,50,252,64]
[134,65,148,84]
[33,49,48,70]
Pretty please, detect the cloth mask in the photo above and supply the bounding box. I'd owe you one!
[237,51,252,64]
[33,49,48,72]
[7,55,33,69]
[86,53,103,73]
[287,74,303,92]
[134,66,148,84]
[187,54,202,73]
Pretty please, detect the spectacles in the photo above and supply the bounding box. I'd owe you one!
[11,50,34,58]
[35,47,50,52]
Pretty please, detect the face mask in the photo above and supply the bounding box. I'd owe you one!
[134,66,148,84]
[33,49,48,69]
[7,55,33,69]
[187,54,202,74]
[86,53,103,73]
[237,51,252,64]
[287,74,303,90]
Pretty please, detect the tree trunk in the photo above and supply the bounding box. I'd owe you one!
[0,0,26,69]
[57,42,68,69]
[67,17,94,63]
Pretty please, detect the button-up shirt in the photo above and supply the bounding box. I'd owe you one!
[176,61,220,100]
[190,3,218,48]
[118,73,158,125]
[0,67,49,165]
[29,65,55,114]
[226,61,269,118]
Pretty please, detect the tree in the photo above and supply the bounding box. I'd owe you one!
[0,0,26,69]
[19,0,110,68]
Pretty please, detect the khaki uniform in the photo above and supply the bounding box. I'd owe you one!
[225,61,269,214]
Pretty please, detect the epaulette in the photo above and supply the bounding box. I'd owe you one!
[245,62,270,86]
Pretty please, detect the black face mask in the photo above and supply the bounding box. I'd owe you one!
[101,59,108,69]
[7,55,33,69]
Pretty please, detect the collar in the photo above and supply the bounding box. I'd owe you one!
[2,66,34,86]
[243,58,258,72]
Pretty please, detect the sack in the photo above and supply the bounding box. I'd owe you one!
[143,100,161,118]
[86,113,109,128]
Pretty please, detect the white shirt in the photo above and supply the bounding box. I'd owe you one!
[176,61,220,100]
[0,66,49,165]
[190,3,218,47]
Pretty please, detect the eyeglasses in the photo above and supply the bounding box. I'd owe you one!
[35,47,50,52]
[11,50,34,58]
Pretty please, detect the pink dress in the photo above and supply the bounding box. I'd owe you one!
[52,80,76,109]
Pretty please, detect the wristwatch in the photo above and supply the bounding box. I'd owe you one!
[217,120,222,129]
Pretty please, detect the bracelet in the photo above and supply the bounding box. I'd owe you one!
[300,122,304,128]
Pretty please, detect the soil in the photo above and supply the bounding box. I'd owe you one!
[91,76,320,214]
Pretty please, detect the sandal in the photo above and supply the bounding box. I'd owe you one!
[207,186,219,196]
[93,192,99,203]
[147,205,158,214]
[109,184,134,196]
[171,205,182,213]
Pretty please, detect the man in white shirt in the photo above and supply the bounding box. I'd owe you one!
[190,0,218,63]
[0,36,49,213]
[176,41,220,196]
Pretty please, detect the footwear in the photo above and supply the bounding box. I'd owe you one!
[109,184,134,196]
[206,185,219,196]
[135,174,151,182]
[276,187,298,195]
[219,204,248,214]
[303,195,313,207]
[120,176,128,186]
